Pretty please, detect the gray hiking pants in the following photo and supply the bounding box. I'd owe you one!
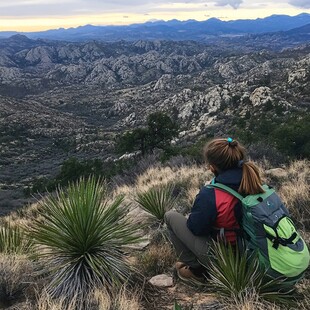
[164,210,209,268]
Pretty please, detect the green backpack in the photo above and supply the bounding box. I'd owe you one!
[209,183,310,281]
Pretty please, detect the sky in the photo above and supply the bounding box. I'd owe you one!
[0,0,309,32]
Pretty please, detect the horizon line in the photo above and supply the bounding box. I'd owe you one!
[1,12,309,34]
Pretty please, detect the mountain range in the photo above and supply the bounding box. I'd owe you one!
[0,13,310,42]
[0,13,309,211]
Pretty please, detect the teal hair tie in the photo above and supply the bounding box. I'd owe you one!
[227,137,233,143]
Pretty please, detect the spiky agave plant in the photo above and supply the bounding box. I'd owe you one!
[0,223,33,254]
[135,184,177,224]
[31,177,141,299]
[206,240,295,306]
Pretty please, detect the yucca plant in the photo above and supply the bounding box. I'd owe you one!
[173,301,183,310]
[0,223,33,254]
[206,240,295,306]
[135,184,177,224]
[31,177,141,299]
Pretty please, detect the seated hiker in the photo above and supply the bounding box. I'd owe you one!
[165,137,309,283]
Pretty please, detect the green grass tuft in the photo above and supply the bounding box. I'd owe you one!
[0,224,33,255]
[135,184,177,223]
[206,240,296,306]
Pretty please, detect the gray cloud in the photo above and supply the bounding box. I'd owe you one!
[0,0,208,16]
[288,0,310,8]
[1,0,305,18]
[215,0,243,9]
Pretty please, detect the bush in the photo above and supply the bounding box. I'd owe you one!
[137,242,176,276]
[272,115,310,158]
[0,255,36,307]
[135,184,177,224]
[116,112,179,155]
[29,157,137,195]
[31,177,141,299]
[232,112,310,159]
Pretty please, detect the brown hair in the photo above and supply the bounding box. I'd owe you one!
[203,138,264,195]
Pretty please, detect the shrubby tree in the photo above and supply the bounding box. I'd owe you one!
[146,112,179,150]
[116,128,148,155]
[116,112,179,155]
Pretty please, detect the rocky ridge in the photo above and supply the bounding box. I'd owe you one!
[0,36,309,210]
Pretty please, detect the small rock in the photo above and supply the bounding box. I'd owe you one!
[149,274,174,288]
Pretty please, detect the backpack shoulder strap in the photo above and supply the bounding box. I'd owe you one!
[207,183,244,201]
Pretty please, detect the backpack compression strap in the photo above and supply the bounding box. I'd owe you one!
[207,183,244,201]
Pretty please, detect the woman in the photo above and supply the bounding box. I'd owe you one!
[164,137,265,282]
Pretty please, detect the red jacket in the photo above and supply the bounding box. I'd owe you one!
[187,168,242,243]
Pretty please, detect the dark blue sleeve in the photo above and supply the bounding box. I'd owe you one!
[186,186,217,236]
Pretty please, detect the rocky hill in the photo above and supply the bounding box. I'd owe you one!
[0,35,309,210]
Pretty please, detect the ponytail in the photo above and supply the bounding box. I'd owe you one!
[204,138,265,196]
[239,161,264,195]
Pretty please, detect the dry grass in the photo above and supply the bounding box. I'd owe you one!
[114,164,212,216]
[135,165,211,193]
[112,287,142,310]
[136,242,176,276]
[218,290,283,310]
[33,287,142,310]
[0,254,36,305]
[0,159,309,310]
[35,290,78,310]
[276,160,310,229]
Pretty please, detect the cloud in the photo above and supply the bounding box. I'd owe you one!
[288,0,310,8]
[215,0,243,9]
[0,0,306,18]
[0,0,210,17]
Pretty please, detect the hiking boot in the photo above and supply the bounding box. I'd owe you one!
[177,265,205,284]
[175,261,186,270]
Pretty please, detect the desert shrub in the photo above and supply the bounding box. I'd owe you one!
[29,157,137,194]
[179,138,210,163]
[0,224,33,255]
[137,242,176,276]
[31,177,141,299]
[233,112,310,159]
[0,255,35,307]
[247,142,287,166]
[271,114,310,158]
[160,136,214,164]
[116,112,179,155]
[29,157,104,193]
[135,184,177,224]
[116,128,149,155]
[206,241,295,306]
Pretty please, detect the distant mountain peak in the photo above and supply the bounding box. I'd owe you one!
[9,34,31,41]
